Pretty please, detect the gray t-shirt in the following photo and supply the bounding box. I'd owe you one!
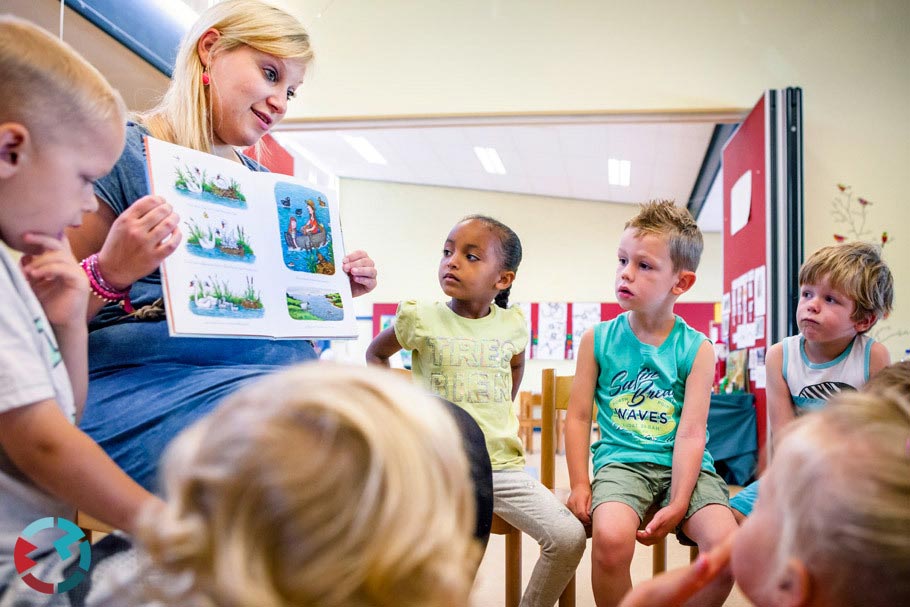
[0,245,75,588]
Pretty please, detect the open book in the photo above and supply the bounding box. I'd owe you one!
[145,136,357,339]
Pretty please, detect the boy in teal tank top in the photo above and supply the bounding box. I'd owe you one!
[564,201,737,607]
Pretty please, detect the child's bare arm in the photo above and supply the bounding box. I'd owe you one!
[868,341,891,379]
[765,343,795,438]
[0,400,161,533]
[20,234,90,412]
[509,351,525,401]
[365,326,403,367]
[639,340,714,544]
[565,328,598,525]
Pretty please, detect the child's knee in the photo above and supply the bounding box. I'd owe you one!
[542,514,587,563]
[591,531,635,571]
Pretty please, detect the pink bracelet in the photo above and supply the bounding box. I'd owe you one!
[80,254,134,313]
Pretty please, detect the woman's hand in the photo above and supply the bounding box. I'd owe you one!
[20,233,88,328]
[96,196,182,289]
[342,249,377,297]
[618,531,734,607]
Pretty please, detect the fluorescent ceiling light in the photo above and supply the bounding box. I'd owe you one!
[474,146,506,175]
[608,158,631,187]
[341,134,387,165]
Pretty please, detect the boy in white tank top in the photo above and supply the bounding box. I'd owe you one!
[730,241,893,520]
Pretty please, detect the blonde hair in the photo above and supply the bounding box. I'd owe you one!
[139,0,313,154]
[770,390,910,606]
[625,199,704,272]
[138,363,478,607]
[798,241,893,326]
[863,360,910,400]
[0,15,126,140]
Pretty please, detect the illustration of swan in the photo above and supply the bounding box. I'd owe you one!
[194,296,218,309]
[197,231,216,249]
[213,174,229,190]
[186,178,202,194]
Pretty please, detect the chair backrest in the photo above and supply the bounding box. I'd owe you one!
[540,368,579,491]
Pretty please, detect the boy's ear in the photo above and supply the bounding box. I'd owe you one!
[671,270,697,295]
[853,312,877,333]
[495,270,516,291]
[773,558,811,607]
[0,123,29,179]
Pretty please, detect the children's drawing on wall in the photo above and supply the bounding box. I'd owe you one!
[571,302,601,359]
[188,274,264,318]
[184,211,255,263]
[537,302,568,360]
[286,287,344,322]
[276,182,335,275]
[173,155,247,209]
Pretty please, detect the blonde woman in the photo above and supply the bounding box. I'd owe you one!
[136,363,480,607]
[67,0,378,492]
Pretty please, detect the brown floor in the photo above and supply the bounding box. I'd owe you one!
[469,436,750,606]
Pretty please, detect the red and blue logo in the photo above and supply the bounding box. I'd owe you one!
[14,517,91,594]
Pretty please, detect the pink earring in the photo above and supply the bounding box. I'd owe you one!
[202,71,210,86]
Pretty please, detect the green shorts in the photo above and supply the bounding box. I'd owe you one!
[591,461,729,544]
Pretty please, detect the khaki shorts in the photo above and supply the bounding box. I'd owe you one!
[591,461,729,544]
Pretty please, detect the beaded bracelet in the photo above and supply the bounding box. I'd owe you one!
[80,253,134,313]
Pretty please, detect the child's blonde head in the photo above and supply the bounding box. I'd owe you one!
[770,390,910,606]
[798,241,893,326]
[0,15,126,140]
[141,0,313,153]
[138,363,478,607]
[625,199,703,272]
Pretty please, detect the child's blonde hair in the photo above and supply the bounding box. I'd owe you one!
[0,15,126,139]
[798,241,893,326]
[863,360,910,400]
[139,0,313,154]
[771,390,910,606]
[625,199,704,272]
[138,363,479,607]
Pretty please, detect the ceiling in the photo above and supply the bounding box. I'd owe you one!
[10,0,729,232]
[274,119,727,231]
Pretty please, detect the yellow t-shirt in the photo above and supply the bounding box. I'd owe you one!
[395,301,529,469]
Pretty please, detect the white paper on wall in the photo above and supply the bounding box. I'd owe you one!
[730,170,752,236]
[536,302,568,360]
[571,302,601,359]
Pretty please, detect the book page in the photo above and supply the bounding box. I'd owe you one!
[145,137,356,339]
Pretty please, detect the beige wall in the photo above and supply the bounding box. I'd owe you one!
[338,178,722,389]
[282,0,909,358]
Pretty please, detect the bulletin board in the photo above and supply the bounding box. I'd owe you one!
[723,94,770,454]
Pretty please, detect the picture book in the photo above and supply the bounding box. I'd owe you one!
[144,136,357,339]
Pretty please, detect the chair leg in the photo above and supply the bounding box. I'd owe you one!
[559,572,576,607]
[505,525,522,607]
[652,537,667,576]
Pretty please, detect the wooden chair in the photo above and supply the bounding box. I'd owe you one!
[389,366,523,607]
[519,390,566,454]
[76,511,114,544]
[540,368,698,605]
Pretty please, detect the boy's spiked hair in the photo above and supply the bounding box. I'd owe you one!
[798,241,893,327]
[625,199,704,272]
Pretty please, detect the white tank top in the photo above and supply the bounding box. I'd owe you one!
[782,333,872,413]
